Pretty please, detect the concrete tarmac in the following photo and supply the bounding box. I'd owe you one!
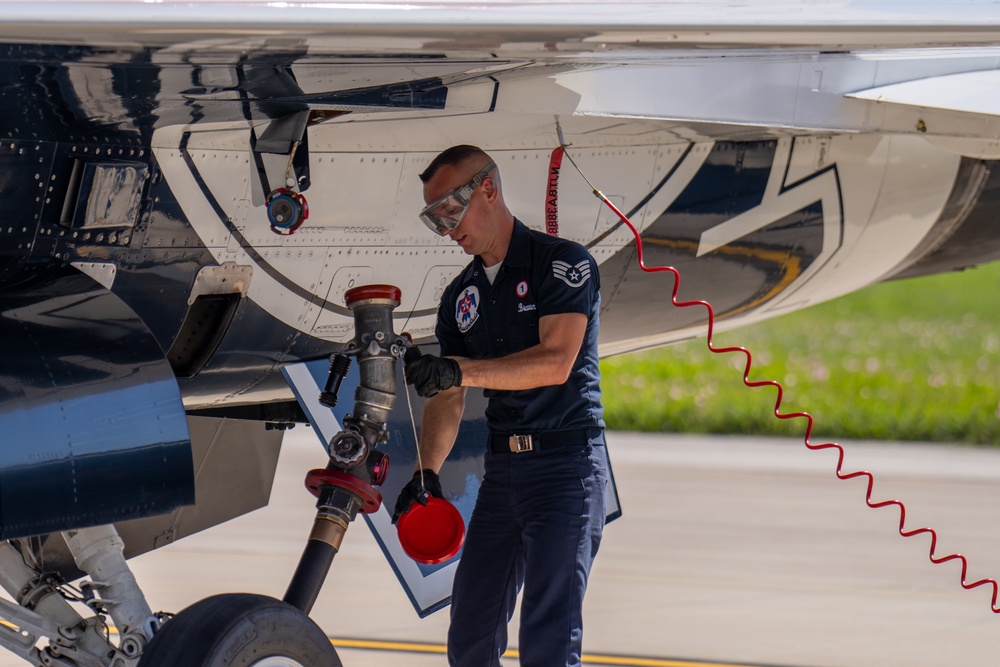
[8,429,1000,666]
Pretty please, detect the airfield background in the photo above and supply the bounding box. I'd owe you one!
[602,259,1000,446]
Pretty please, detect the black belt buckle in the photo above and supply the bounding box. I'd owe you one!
[509,434,534,453]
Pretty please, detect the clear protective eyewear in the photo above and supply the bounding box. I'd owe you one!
[419,161,496,236]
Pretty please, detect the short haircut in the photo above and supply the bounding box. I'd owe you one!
[419,145,491,183]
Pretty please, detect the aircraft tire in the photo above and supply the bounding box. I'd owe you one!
[137,593,342,667]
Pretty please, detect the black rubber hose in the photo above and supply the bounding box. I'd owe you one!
[283,540,337,614]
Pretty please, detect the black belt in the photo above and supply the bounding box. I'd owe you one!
[488,428,602,454]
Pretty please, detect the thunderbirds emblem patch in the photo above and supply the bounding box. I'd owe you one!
[552,259,591,288]
[455,286,480,333]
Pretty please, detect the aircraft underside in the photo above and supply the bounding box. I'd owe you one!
[0,10,1000,664]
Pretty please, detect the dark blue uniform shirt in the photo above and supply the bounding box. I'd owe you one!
[436,219,605,433]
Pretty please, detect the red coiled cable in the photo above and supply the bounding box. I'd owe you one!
[556,145,1000,614]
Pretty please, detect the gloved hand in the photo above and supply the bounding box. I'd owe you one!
[404,348,462,398]
[391,469,444,524]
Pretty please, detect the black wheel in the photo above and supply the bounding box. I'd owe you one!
[138,593,342,667]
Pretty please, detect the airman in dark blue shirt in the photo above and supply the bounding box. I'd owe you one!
[436,217,604,433]
[394,145,608,667]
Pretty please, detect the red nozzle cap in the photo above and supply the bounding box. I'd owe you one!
[396,497,465,565]
[344,284,401,306]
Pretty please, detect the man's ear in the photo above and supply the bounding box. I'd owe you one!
[483,176,498,201]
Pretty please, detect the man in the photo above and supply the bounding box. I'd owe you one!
[393,144,608,667]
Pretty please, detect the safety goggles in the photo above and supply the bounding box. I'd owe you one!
[419,161,496,236]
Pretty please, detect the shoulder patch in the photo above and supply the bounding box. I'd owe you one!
[552,259,592,288]
[455,286,480,333]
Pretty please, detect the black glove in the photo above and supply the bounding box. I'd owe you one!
[404,349,462,398]
[391,469,444,524]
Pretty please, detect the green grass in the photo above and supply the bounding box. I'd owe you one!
[600,262,1000,444]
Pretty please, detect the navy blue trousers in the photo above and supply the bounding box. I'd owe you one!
[447,439,608,667]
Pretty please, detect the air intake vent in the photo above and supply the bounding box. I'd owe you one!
[167,293,241,378]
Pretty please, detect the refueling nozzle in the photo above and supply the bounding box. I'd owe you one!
[320,284,408,469]
[285,284,409,615]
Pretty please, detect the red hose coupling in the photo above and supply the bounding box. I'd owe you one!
[304,469,382,514]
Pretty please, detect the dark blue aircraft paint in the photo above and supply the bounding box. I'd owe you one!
[0,266,193,539]
[599,141,838,346]
[0,46,458,539]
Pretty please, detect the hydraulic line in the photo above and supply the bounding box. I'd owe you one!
[553,139,1000,614]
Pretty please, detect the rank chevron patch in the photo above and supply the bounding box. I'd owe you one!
[552,259,591,288]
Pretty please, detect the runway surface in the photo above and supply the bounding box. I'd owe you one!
[8,429,1000,666]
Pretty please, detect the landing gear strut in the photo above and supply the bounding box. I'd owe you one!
[0,526,160,667]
